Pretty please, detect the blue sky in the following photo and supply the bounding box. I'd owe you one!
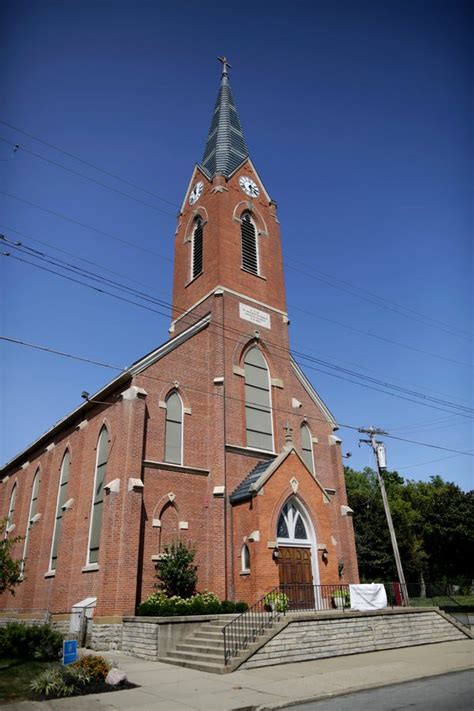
[0,0,472,489]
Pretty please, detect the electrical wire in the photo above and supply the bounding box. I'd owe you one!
[1,335,473,458]
[4,238,474,415]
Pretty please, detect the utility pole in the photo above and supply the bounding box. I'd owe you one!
[359,426,409,605]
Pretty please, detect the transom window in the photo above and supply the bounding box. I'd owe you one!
[277,501,309,542]
[241,213,259,275]
[244,347,273,451]
[191,217,203,279]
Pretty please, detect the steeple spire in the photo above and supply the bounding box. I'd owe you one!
[200,58,249,179]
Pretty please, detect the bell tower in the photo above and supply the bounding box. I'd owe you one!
[171,59,287,328]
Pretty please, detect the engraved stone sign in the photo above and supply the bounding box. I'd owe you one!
[239,303,271,329]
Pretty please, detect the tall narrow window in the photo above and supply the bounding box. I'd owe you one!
[88,427,108,565]
[5,483,17,536]
[164,392,183,464]
[301,424,314,474]
[191,217,203,279]
[241,213,259,275]
[22,469,41,571]
[50,451,70,571]
[244,347,273,451]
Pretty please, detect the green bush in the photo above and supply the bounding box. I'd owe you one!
[29,665,90,698]
[220,600,236,613]
[156,543,197,598]
[71,654,111,682]
[263,592,289,612]
[138,591,222,617]
[0,622,63,661]
[235,601,248,613]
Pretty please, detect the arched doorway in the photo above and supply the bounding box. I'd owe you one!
[276,499,319,609]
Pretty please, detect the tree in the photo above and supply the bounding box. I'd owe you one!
[155,542,198,598]
[0,519,23,596]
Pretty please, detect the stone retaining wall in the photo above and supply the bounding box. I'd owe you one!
[241,610,468,669]
[90,623,123,651]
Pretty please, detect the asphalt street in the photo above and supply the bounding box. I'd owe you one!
[282,670,474,710]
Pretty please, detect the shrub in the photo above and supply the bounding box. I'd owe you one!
[220,600,236,613]
[71,654,111,682]
[138,590,222,617]
[263,592,289,612]
[0,622,63,660]
[29,665,90,698]
[156,543,197,598]
[235,601,248,613]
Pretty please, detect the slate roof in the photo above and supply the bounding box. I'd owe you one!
[200,69,249,179]
[230,460,273,504]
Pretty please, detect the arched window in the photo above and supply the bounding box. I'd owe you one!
[165,392,183,464]
[88,427,108,565]
[22,469,41,570]
[301,424,314,474]
[241,544,250,573]
[191,217,204,279]
[241,213,259,275]
[277,501,309,542]
[50,450,70,571]
[5,483,17,536]
[244,347,273,451]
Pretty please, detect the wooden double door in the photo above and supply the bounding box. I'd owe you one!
[278,546,315,609]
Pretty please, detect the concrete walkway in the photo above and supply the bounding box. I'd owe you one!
[5,639,474,711]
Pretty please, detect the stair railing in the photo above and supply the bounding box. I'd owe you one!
[223,586,283,665]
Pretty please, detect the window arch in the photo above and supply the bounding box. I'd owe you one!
[191,217,204,279]
[244,347,273,451]
[50,450,70,571]
[241,544,250,573]
[277,500,309,542]
[88,427,108,565]
[22,469,41,571]
[164,392,183,464]
[241,212,259,275]
[5,483,17,536]
[301,424,314,474]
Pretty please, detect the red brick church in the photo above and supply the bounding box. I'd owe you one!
[1,61,358,625]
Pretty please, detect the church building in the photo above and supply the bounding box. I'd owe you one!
[0,61,359,624]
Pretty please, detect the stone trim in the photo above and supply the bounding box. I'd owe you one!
[143,460,209,476]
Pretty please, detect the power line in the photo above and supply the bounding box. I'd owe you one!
[286,258,472,341]
[397,451,473,470]
[0,119,180,209]
[2,122,470,345]
[1,335,473,458]
[3,238,473,418]
[0,136,176,218]
[3,234,473,417]
[1,188,469,369]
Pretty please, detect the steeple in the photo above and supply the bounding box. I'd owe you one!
[200,57,249,179]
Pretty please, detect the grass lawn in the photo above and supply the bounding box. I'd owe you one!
[0,659,53,701]
[409,595,474,609]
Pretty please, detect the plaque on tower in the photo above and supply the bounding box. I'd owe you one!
[239,303,271,329]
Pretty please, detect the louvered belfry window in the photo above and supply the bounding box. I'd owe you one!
[192,218,203,279]
[241,213,258,275]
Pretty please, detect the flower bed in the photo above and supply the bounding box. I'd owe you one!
[138,591,248,617]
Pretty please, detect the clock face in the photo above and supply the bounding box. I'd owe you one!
[239,176,260,198]
[189,181,204,205]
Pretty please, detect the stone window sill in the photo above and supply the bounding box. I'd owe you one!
[240,570,250,577]
[44,570,56,578]
[185,272,203,288]
[82,563,99,573]
[241,267,266,281]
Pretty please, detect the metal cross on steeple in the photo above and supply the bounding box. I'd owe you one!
[218,56,232,76]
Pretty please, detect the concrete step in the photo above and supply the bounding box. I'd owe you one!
[161,656,229,674]
[171,648,224,662]
[193,630,223,641]
[177,642,224,654]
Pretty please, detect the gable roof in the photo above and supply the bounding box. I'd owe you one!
[290,357,338,429]
[230,446,330,504]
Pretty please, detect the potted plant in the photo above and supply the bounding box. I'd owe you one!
[263,591,289,613]
[332,589,350,609]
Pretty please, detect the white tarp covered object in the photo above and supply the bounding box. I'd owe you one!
[349,583,387,610]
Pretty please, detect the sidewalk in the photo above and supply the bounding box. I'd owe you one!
[5,639,474,711]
